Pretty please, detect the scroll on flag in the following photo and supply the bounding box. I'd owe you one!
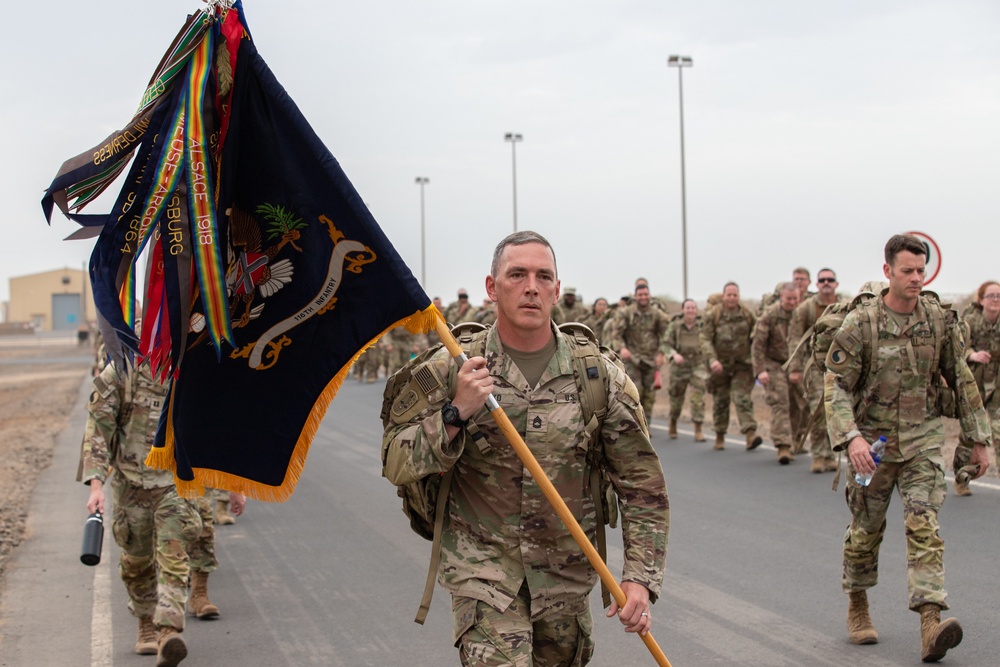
[41,1,437,501]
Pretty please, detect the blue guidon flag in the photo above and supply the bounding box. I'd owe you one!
[42,1,437,501]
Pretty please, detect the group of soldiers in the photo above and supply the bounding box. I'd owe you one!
[375,266,997,494]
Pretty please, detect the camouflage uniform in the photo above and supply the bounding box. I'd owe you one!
[825,295,992,610]
[787,295,845,465]
[752,302,805,449]
[580,311,611,345]
[383,324,668,665]
[553,297,589,325]
[80,363,200,632]
[354,346,381,383]
[186,495,218,574]
[700,305,758,435]
[444,300,478,326]
[383,327,419,376]
[953,303,1000,473]
[607,303,670,418]
[664,315,707,423]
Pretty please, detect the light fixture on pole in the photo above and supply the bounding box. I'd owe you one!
[415,176,429,288]
[503,132,523,232]
[667,54,692,300]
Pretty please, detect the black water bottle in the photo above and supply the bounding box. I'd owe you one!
[80,512,104,566]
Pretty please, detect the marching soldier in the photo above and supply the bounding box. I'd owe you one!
[701,282,762,450]
[664,299,708,442]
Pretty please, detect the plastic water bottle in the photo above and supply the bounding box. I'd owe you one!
[854,436,887,487]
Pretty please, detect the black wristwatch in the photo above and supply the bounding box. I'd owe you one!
[441,401,468,428]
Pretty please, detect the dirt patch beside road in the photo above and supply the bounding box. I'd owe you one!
[0,346,92,586]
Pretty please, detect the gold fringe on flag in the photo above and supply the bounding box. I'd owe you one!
[147,304,442,502]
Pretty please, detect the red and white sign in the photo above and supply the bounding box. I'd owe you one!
[907,231,941,286]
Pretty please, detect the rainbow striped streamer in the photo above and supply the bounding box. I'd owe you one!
[186,30,232,354]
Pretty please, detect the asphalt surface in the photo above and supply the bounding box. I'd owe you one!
[1,376,997,666]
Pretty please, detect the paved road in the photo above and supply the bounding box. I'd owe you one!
[2,377,997,666]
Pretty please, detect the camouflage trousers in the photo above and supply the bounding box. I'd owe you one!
[354,347,381,381]
[952,393,999,472]
[111,480,201,630]
[760,359,805,447]
[802,366,834,461]
[452,590,594,667]
[842,452,948,611]
[709,360,757,434]
[667,359,707,423]
[624,359,659,420]
[384,346,413,376]
[186,495,218,573]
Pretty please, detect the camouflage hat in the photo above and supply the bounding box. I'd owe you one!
[564,287,577,296]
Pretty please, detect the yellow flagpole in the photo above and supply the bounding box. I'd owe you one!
[434,317,671,667]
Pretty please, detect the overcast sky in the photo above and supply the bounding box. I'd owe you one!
[2,0,997,308]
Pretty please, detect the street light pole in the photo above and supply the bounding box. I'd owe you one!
[504,132,523,232]
[415,176,429,288]
[667,55,692,300]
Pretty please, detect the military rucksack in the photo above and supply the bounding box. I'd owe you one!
[756,282,785,318]
[379,321,623,623]
[807,289,956,428]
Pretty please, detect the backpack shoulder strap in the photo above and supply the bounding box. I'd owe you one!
[558,322,615,607]
[412,323,492,623]
[414,467,454,624]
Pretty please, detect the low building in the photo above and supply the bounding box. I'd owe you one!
[8,268,96,332]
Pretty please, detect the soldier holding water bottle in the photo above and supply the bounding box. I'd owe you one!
[824,234,992,663]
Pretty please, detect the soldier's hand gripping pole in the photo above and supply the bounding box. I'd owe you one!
[434,317,672,667]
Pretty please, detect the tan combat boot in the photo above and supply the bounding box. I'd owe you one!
[825,459,840,473]
[953,478,972,497]
[136,616,158,655]
[776,445,793,465]
[669,418,678,440]
[156,627,187,667]
[188,570,220,619]
[847,590,879,645]
[745,429,763,450]
[693,422,705,442]
[214,500,235,525]
[714,432,726,450]
[810,457,825,474]
[919,604,963,662]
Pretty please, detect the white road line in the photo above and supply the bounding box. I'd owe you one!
[91,541,114,667]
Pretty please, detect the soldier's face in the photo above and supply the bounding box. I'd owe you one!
[794,272,810,294]
[722,287,740,309]
[816,271,838,296]
[564,294,576,307]
[981,284,1000,317]
[884,251,925,302]
[486,242,559,334]
[683,301,697,319]
[593,299,608,316]
[635,288,651,308]
[780,290,799,312]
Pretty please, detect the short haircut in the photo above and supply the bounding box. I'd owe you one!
[817,267,836,279]
[682,298,697,308]
[780,281,798,294]
[793,267,810,278]
[491,231,557,277]
[723,281,739,293]
[884,234,926,266]
[634,284,650,295]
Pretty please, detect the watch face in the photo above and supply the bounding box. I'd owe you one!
[442,403,460,425]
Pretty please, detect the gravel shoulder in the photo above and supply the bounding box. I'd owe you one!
[0,342,93,586]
